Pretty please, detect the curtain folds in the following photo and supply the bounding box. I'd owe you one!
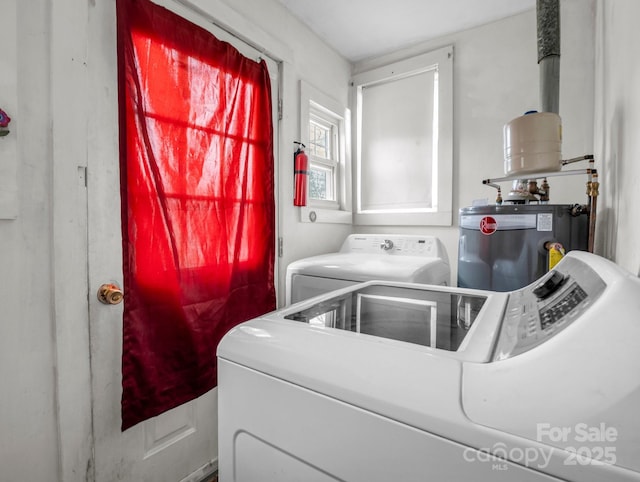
[116,0,276,430]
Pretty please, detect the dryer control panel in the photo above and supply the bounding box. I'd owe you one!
[340,234,446,258]
[492,256,606,360]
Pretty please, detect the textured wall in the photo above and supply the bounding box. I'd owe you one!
[594,0,640,276]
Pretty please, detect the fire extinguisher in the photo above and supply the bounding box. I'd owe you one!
[293,142,308,206]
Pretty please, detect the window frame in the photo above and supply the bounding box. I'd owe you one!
[299,81,352,224]
[352,45,453,226]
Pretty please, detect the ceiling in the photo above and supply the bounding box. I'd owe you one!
[276,0,536,62]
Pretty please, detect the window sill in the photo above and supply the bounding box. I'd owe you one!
[299,206,352,224]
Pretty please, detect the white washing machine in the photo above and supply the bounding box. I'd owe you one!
[218,251,640,482]
[285,234,450,305]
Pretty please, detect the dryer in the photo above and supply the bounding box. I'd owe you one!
[285,234,450,304]
[218,251,640,482]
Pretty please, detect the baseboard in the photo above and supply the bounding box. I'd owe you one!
[179,458,218,482]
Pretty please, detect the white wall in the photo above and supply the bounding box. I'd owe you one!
[594,0,640,276]
[0,1,60,481]
[352,1,596,284]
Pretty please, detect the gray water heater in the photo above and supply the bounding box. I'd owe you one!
[457,204,588,291]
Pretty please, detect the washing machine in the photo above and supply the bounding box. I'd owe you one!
[285,234,450,305]
[218,251,640,482]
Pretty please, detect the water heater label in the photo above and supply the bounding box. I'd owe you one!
[460,214,537,231]
[537,213,553,231]
[480,216,497,235]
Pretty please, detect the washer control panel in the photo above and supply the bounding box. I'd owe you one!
[493,256,606,360]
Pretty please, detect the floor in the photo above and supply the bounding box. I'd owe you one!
[202,473,218,482]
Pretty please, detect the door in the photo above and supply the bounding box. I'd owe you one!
[86,1,279,480]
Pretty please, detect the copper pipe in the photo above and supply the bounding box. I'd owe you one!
[587,170,599,253]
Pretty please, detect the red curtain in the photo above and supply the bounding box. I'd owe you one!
[116,0,276,430]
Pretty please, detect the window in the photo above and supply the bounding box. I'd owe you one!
[352,45,453,226]
[299,81,351,224]
[308,111,338,204]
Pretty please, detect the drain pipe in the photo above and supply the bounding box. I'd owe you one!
[537,0,560,113]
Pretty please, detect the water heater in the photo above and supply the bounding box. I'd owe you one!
[457,204,588,291]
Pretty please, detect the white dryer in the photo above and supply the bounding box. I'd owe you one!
[218,252,640,482]
[285,234,450,304]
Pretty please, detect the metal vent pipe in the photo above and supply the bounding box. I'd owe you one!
[537,0,560,114]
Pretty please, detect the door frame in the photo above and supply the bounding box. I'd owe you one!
[50,0,93,480]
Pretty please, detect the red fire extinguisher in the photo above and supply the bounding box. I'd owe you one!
[293,142,308,206]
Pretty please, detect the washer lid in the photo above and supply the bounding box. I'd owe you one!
[217,280,508,439]
[217,313,467,437]
[287,252,449,283]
